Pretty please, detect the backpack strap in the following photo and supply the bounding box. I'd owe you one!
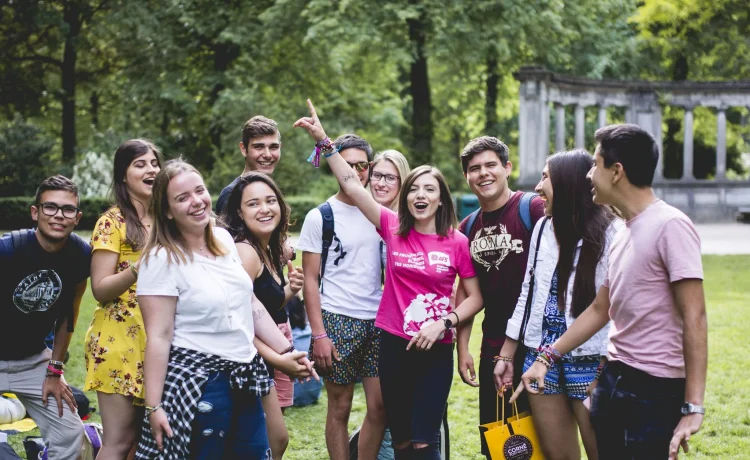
[10,229,34,251]
[518,216,549,342]
[518,192,535,234]
[460,209,481,237]
[318,202,335,293]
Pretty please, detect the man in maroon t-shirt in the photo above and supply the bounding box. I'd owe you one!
[455,136,544,458]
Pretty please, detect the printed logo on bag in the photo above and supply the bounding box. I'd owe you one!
[13,269,62,314]
[503,434,533,460]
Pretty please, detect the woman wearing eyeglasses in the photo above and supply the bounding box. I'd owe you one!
[84,139,162,459]
[370,150,410,212]
[295,100,483,459]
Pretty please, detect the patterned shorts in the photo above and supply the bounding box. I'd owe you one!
[309,310,380,385]
[523,349,600,400]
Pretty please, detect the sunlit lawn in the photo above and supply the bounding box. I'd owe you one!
[7,255,750,459]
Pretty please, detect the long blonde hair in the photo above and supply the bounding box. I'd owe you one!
[141,158,228,266]
[371,149,410,211]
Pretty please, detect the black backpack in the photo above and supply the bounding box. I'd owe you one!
[317,202,384,292]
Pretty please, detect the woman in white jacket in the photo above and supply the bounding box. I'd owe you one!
[493,149,622,460]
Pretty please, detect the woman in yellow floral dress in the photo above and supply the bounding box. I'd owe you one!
[84,139,162,459]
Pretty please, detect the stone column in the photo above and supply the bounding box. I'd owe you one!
[716,106,727,179]
[683,106,695,180]
[598,105,607,128]
[575,104,585,148]
[555,103,565,151]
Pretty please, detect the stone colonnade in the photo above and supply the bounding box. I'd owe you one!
[514,66,750,189]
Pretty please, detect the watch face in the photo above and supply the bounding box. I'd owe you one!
[443,318,453,329]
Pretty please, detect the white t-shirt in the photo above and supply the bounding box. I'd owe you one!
[136,227,257,363]
[297,196,383,320]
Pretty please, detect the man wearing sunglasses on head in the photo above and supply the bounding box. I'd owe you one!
[297,134,387,460]
[1,175,91,459]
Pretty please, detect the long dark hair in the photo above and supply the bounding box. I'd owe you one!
[112,139,163,250]
[397,165,457,237]
[219,172,291,275]
[548,149,614,317]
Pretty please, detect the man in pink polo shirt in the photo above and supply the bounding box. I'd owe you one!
[513,124,707,460]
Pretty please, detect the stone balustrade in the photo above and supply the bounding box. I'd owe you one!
[513,66,750,221]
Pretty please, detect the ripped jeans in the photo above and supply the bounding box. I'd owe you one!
[189,371,271,459]
[590,361,685,460]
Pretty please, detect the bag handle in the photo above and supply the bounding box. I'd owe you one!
[495,391,520,424]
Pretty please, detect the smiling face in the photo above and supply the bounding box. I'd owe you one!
[239,181,281,239]
[465,150,512,205]
[166,171,212,235]
[124,150,160,201]
[240,134,281,174]
[370,159,401,208]
[31,190,82,243]
[406,172,441,225]
[535,163,554,216]
[588,145,614,205]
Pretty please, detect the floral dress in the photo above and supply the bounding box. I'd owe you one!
[83,207,145,403]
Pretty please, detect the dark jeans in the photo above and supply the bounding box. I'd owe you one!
[189,371,271,459]
[379,331,453,458]
[478,350,530,458]
[591,361,685,460]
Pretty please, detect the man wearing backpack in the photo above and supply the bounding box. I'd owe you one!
[455,136,545,458]
[297,134,386,460]
[0,175,92,459]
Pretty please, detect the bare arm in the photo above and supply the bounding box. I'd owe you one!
[669,278,707,458]
[51,279,86,362]
[455,281,475,356]
[90,249,137,303]
[139,295,176,407]
[294,99,381,229]
[302,251,325,337]
[251,294,293,351]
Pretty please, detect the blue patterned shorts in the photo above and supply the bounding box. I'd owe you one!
[310,310,380,385]
[523,350,599,400]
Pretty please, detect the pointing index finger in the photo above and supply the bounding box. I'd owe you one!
[306,99,318,120]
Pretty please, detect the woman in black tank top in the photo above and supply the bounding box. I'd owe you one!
[218,172,309,460]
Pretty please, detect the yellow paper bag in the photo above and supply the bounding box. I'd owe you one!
[479,392,545,459]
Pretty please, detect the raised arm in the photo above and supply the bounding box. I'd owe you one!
[294,99,382,229]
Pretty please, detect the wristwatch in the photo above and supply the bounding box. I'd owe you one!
[443,317,454,330]
[681,402,705,415]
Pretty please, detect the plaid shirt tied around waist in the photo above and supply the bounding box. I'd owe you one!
[135,346,272,459]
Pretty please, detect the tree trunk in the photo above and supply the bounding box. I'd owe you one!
[484,48,500,136]
[90,91,99,128]
[407,3,432,166]
[61,3,81,163]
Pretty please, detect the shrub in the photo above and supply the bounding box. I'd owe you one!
[0,196,113,231]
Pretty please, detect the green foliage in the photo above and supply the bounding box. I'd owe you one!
[0,196,112,230]
[0,115,60,196]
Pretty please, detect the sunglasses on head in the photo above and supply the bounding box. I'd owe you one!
[347,161,370,173]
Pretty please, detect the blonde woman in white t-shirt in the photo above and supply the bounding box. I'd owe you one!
[134,159,315,459]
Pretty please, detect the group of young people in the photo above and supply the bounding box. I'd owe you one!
[0,98,707,460]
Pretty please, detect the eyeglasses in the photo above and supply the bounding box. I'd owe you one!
[347,161,370,173]
[371,171,400,185]
[39,202,79,219]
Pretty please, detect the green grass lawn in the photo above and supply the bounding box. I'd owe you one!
[7,256,750,459]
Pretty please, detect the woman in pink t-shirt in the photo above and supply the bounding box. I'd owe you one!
[295,100,483,458]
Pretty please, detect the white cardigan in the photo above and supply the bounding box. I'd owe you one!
[505,217,622,357]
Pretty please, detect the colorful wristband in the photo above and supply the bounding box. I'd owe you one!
[312,333,328,341]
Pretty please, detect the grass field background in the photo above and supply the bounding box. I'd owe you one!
[7,254,750,459]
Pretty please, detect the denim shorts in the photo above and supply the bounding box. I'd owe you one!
[189,371,271,459]
[378,331,453,447]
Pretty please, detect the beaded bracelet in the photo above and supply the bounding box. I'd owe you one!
[306,137,339,167]
[492,355,513,364]
[534,356,551,369]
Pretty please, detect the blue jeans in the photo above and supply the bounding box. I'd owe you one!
[590,361,685,459]
[189,371,271,459]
